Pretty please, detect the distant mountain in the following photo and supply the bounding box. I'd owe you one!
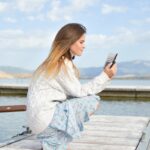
[0,60,150,79]
[0,66,33,78]
[0,66,33,74]
[117,60,150,76]
[79,60,150,78]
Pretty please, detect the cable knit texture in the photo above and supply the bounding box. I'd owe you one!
[26,59,110,134]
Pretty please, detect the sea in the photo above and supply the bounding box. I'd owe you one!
[0,78,150,142]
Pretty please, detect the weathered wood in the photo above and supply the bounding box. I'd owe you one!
[0,105,26,112]
[136,121,150,150]
[4,139,41,150]
[1,115,150,150]
[84,125,145,132]
[72,136,139,146]
[0,84,28,96]
[1,84,150,100]
[0,148,32,150]
[99,85,150,100]
[0,134,32,148]
[69,143,136,150]
[90,115,149,124]
[81,130,142,139]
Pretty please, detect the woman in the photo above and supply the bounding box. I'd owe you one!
[27,23,117,150]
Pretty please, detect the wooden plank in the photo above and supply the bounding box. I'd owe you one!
[136,121,150,150]
[0,105,26,112]
[86,121,147,127]
[1,84,150,100]
[84,125,145,132]
[0,134,32,148]
[84,124,146,131]
[1,115,149,150]
[69,143,136,150]
[90,115,149,124]
[0,148,32,150]
[81,130,142,139]
[72,136,139,146]
[6,140,41,150]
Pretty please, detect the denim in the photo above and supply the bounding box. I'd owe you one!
[37,95,100,150]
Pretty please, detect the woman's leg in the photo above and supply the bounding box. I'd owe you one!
[89,102,100,116]
[37,127,70,150]
[39,95,100,150]
[66,96,100,150]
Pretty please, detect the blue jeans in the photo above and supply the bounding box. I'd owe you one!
[37,95,100,150]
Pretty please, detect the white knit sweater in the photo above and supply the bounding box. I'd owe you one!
[26,59,110,134]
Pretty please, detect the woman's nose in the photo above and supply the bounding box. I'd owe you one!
[83,44,85,49]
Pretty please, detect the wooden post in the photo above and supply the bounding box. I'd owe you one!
[0,105,26,112]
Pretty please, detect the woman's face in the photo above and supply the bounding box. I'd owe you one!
[70,34,85,56]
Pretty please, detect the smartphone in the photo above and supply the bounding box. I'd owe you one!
[104,53,118,69]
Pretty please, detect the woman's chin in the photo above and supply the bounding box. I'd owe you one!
[78,52,83,56]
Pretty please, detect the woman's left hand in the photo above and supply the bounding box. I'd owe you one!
[104,63,117,79]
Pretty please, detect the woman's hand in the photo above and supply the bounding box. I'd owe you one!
[104,63,117,79]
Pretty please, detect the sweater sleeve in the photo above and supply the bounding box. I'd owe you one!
[56,60,110,97]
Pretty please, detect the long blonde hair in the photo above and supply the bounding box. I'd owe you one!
[32,23,86,80]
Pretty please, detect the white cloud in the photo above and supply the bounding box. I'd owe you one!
[130,18,150,25]
[0,2,9,12]
[15,0,48,13]
[0,0,97,22]
[27,14,45,21]
[3,17,17,23]
[0,0,48,13]
[1,27,150,55]
[47,0,97,21]
[145,18,150,23]
[71,0,96,10]
[0,29,53,51]
[87,28,150,50]
[101,4,128,15]
[47,0,67,21]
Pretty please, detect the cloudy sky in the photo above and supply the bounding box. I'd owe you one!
[0,0,150,70]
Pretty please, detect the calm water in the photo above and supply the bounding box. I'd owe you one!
[0,78,150,142]
[0,78,150,86]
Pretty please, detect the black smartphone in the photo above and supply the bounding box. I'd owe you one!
[104,53,118,69]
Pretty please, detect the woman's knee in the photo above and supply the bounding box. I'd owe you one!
[89,103,100,116]
[96,102,100,110]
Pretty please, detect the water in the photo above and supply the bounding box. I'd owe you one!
[0,96,26,142]
[95,100,150,116]
[82,78,150,86]
[0,78,30,85]
[0,78,150,142]
[0,78,150,86]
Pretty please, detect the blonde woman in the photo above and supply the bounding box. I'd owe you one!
[27,23,117,150]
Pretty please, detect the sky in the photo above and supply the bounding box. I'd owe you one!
[0,0,150,71]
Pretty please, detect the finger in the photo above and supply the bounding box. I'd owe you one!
[111,64,117,70]
[106,63,112,69]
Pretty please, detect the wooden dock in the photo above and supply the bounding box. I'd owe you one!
[99,86,150,101]
[0,115,150,150]
[0,84,150,100]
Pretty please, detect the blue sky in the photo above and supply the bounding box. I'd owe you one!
[0,0,150,70]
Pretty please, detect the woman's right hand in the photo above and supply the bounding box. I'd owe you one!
[104,64,117,79]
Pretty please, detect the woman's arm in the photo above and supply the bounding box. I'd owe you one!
[56,62,115,97]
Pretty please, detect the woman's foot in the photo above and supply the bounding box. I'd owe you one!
[67,145,71,150]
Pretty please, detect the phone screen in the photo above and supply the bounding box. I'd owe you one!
[104,53,118,68]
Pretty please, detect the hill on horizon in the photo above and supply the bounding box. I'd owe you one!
[0,66,33,74]
[0,60,150,78]
[79,60,150,78]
